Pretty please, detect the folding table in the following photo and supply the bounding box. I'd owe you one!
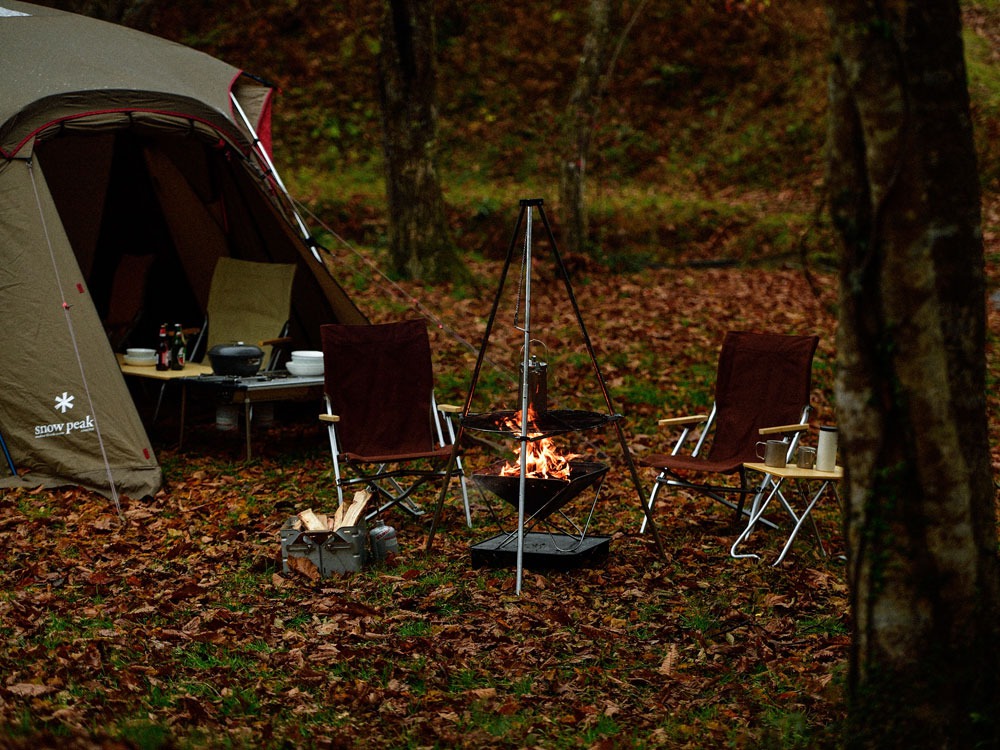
[117,354,213,422]
[732,461,843,566]
[180,372,325,460]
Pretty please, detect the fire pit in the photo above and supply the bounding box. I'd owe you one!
[426,199,665,591]
[470,459,611,570]
[473,460,608,520]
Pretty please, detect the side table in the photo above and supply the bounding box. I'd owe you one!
[732,462,843,566]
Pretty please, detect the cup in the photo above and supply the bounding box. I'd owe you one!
[755,439,787,468]
[816,426,838,472]
[797,446,816,470]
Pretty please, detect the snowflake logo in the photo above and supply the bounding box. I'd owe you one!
[54,392,75,414]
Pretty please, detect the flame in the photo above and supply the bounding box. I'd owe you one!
[498,405,579,480]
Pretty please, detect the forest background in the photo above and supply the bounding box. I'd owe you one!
[3,1,1000,749]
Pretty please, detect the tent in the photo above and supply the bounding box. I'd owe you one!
[0,1,367,500]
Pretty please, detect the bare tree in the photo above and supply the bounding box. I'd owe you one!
[558,0,647,257]
[559,0,615,257]
[826,1,1000,746]
[376,0,464,281]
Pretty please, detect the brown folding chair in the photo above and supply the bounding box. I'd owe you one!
[318,319,470,523]
[639,331,819,532]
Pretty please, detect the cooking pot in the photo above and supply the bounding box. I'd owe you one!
[208,342,264,377]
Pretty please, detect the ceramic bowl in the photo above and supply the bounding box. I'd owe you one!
[287,360,324,377]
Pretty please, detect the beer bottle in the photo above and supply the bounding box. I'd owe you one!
[170,323,186,370]
[156,324,170,371]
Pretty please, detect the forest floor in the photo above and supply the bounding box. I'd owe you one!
[1,233,998,748]
[5,1,1000,748]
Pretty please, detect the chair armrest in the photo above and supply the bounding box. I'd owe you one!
[437,404,462,414]
[758,423,809,436]
[658,414,708,428]
[260,336,293,348]
[319,414,340,423]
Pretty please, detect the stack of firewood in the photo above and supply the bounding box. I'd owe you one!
[294,489,372,533]
[283,489,372,580]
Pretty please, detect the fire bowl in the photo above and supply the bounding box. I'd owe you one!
[473,460,608,519]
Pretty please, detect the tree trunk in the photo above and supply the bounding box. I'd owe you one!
[559,0,615,257]
[376,0,463,281]
[826,2,1000,746]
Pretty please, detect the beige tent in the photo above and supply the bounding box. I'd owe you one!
[0,1,366,499]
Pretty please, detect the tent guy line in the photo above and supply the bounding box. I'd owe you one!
[28,157,123,516]
[295,197,516,383]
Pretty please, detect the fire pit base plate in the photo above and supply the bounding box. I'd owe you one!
[470,532,610,571]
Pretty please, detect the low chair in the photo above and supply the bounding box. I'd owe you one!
[639,331,819,532]
[318,319,470,524]
[189,256,296,370]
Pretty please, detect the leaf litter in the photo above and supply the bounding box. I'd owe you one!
[3,248,1000,749]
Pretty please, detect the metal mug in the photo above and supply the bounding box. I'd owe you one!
[797,446,817,470]
[755,439,787,468]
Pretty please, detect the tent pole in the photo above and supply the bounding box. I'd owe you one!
[229,93,318,261]
[0,428,15,477]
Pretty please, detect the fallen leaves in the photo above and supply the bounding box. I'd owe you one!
[0,251,925,748]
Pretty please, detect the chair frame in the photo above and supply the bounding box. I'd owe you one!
[318,321,471,525]
[640,409,811,532]
[640,331,818,533]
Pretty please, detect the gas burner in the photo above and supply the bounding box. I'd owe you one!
[195,371,299,385]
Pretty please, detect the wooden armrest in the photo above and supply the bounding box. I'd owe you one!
[437,404,462,414]
[758,423,809,435]
[260,336,293,347]
[318,414,340,423]
[658,414,708,427]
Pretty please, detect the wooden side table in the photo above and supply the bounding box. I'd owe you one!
[733,462,843,566]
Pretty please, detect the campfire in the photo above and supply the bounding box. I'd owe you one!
[473,405,606,519]
[497,405,579,480]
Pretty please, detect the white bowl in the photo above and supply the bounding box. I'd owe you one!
[286,360,324,377]
[126,348,156,357]
[291,350,324,361]
[123,355,156,367]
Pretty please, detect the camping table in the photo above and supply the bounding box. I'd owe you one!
[117,354,213,422]
[178,372,325,460]
[732,462,843,566]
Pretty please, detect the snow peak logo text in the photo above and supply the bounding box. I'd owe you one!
[35,415,95,438]
[34,391,95,438]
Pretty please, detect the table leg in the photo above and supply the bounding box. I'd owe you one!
[244,400,252,461]
[179,384,187,449]
[731,476,786,560]
[772,480,831,566]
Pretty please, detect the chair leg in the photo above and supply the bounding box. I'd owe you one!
[455,455,472,527]
[639,477,664,534]
[733,467,748,531]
